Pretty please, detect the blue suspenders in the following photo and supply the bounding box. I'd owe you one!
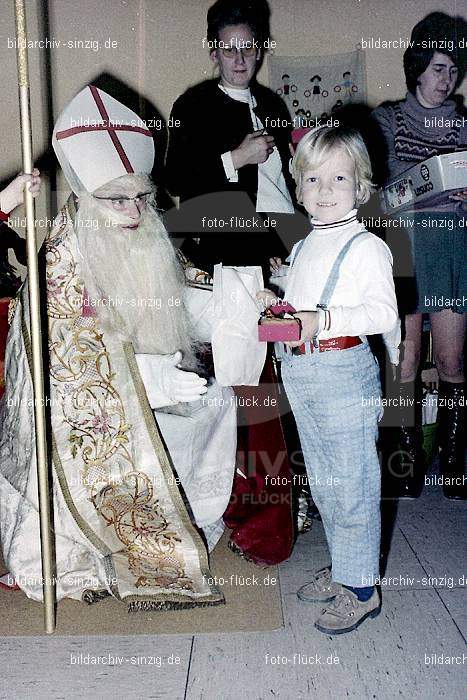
[291,230,366,348]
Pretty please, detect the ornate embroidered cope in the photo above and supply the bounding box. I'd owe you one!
[0,202,224,610]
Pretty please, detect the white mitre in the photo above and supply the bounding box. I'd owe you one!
[52,84,154,194]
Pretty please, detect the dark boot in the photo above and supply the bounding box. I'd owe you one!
[438,381,466,500]
[393,381,426,498]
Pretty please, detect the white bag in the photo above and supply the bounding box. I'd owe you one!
[211,264,267,386]
[183,285,215,342]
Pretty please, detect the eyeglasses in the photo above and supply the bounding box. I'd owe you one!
[93,192,152,211]
[220,44,258,58]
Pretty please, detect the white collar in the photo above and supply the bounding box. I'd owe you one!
[311,209,359,231]
[218,83,256,107]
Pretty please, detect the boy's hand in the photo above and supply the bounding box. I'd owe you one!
[0,168,41,213]
[286,311,319,347]
[256,289,278,309]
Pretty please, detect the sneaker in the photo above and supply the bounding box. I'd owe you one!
[297,567,344,603]
[314,588,381,635]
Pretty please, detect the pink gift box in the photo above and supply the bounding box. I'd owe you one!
[258,317,301,342]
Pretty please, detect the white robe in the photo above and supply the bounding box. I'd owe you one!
[0,206,234,607]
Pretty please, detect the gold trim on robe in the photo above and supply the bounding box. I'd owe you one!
[1,203,223,610]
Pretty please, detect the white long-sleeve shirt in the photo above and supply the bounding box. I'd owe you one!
[283,212,400,362]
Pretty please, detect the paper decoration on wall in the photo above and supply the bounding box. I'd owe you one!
[268,49,367,126]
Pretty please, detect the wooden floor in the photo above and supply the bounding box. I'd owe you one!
[1,479,465,699]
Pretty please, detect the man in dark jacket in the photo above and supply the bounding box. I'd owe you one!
[164,0,302,274]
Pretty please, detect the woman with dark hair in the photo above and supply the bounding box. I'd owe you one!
[372,12,466,500]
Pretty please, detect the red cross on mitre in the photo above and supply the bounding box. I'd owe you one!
[55,85,153,174]
[52,85,155,193]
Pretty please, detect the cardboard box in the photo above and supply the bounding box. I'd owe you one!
[379,150,467,213]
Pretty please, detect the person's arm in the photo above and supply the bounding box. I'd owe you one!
[0,169,41,219]
[165,94,274,199]
[371,106,400,184]
[222,130,274,182]
[323,237,399,337]
[165,96,234,200]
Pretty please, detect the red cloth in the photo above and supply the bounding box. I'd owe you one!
[223,355,294,566]
[291,127,312,148]
[0,298,11,399]
[0,210,9,222]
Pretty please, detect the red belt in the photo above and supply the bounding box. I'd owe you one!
[284,336,362,355]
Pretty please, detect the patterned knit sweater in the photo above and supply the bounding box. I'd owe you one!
[372,92,467,212]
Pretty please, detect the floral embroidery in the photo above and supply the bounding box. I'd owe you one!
[46,207,192,592]
[92,472,193,590]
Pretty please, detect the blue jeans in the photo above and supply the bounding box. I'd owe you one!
[281,342,382,586]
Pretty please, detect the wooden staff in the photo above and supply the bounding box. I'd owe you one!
[14,0,56,634]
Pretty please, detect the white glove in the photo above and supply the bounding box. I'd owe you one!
[135,351,208,409]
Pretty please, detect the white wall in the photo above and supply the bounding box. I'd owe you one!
[1,0,465,214]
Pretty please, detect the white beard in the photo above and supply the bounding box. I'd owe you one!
[75,193,198,368]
